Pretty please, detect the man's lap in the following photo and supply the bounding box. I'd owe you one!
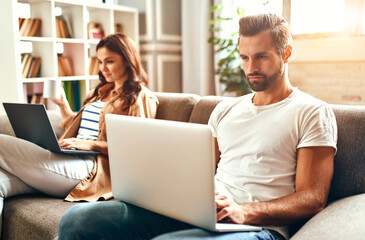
[58,201,284,240]
[153,228,284,240]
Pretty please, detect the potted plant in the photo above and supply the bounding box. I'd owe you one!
[208,4,252,96]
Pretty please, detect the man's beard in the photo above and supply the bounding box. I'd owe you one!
[246,62,284,92]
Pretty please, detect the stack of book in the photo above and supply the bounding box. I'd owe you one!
[55,16,73,38]
[19,18,42,37]
[57,55,73,76]
[87,22,104,40]
[21,53,41,78]
[63,81,81,112]
[24,82,45,104]
[88,57,100,75]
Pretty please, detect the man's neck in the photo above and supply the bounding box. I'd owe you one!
[252,79,294,106]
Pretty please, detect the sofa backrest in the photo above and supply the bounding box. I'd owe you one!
[328,105,365,202]
[188,96,227,124]
[154,92,200,122]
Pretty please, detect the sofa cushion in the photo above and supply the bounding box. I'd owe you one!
[3,194,79,240]
[329,105,365,202]
[0,114,15,136]
[189,96,227,124]
[290,193,365,240]
[154,92,200,122]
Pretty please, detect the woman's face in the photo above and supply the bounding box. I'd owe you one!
[97,46,127,87]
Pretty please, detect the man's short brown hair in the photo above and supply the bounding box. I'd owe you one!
[239,13,292,55]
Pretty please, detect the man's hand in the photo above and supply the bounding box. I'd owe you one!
[216,192,247,224]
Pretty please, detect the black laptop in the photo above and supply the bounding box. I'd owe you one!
[3,103,99,155]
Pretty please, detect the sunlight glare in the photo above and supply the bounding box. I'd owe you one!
[291,0,345,35]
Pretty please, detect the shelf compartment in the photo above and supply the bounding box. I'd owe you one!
[113,7,138,42]
[86,7,112,39]
[54,2,84,39]
[21,41,55,78]
[57,42,85,76]
[18,1,53,38]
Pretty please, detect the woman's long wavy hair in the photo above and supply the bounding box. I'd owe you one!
[83,33,148,111]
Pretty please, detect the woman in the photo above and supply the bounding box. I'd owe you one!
[0,33,158,228]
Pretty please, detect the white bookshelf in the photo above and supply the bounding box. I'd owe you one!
[0,0,138,113]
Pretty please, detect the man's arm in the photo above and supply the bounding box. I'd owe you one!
[214,138,220,171]
[216,146,335,226]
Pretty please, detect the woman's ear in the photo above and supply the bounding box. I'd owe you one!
[283,45,292,63]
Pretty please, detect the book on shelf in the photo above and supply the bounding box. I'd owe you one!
[62,81,82,112]
[88,57,99,75]
[19,18,41,37]
[87,22,104,40]
[21,54,41,78]
[72,81,81,111]
[55,16,72,38]
[28,57,41,78]
[30,93,45,104]
[114,23,123,34]
[57,56,73,76]
[28,18,41,37]
[19,18,33,36]
[21,53,31,73]
[24,82,45,104]
[63,15,74,38]
[22,55,34,78]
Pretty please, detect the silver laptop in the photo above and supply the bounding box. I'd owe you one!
[3,103,99,155]
[105,114,262,232]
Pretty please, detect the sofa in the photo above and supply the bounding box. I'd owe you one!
[0,92,364,240]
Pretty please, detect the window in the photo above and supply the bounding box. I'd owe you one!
[232,0,283,16]
[289,0,365,38]
[219,0,283,38]
[290,0,345,35]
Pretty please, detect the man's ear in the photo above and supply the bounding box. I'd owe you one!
[283,45,292,63]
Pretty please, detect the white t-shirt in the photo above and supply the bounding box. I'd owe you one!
[209,88,337,204]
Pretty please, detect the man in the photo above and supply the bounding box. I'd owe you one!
[58,13,337,240]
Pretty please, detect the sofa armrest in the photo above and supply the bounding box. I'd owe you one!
[0,110,63,138]
[290,193,365,239]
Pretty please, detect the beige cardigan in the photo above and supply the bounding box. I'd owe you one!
[59,84,158,202]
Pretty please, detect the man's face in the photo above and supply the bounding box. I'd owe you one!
[239,30,285,92]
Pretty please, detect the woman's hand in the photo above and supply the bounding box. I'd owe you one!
[59,138,109,155]
[59,138,94,151]
[50,88,68,107]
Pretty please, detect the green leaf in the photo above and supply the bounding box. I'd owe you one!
[236,7,245,17]
[210,4,224,12]
[209,16,233,25]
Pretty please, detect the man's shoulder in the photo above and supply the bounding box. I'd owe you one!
[216,93,253,109]
[292,89,328,109]
[209,94,253,125]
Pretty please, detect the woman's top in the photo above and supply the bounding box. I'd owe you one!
[76,100,106,140]
[59,83,159,202]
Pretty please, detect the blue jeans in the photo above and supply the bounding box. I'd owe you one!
[59,201,285,240]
